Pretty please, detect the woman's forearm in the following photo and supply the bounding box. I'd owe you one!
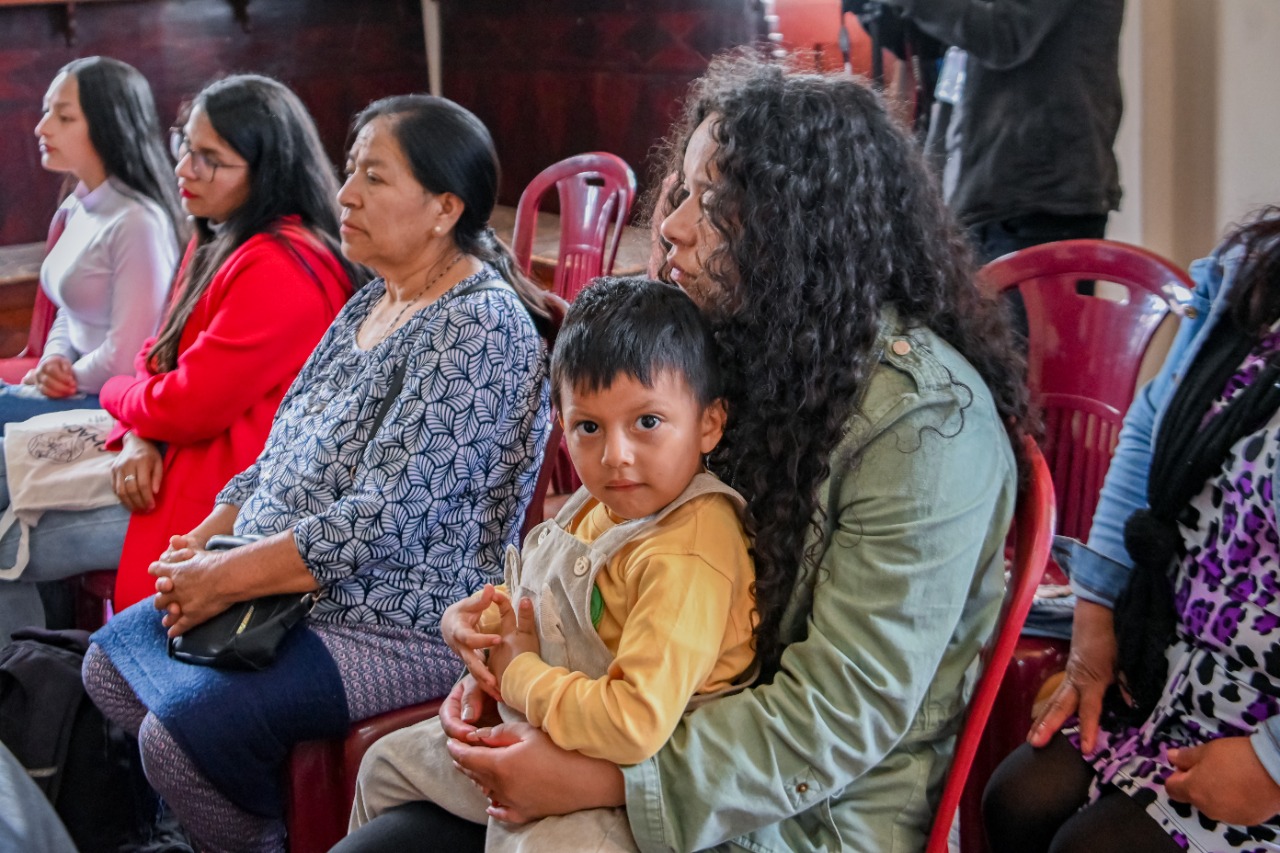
[213,530,319,602]
[183,504,240,548]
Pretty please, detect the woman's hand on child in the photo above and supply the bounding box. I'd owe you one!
[441,585,504,700]
[445,720,626,823]
[486,596,541,691]
[31,356,78,398]
[440,674,501,743]
[112,432,166,512]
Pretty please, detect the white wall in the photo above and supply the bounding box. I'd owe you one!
[1116,0,1280,267]
[1216,0,1280,239]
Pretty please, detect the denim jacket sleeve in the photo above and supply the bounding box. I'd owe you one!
[623,327,1018,851]
[1068,251,1229,606]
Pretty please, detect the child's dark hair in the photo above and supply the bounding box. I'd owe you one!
[550,276,722,409]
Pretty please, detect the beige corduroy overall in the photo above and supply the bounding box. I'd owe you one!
[351,473,746,852]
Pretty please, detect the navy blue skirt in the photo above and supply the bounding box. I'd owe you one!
[92,601,348,818]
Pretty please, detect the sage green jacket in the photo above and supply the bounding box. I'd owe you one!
[624,314,1018,852]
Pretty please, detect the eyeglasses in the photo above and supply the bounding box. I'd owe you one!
[169,129,248,182]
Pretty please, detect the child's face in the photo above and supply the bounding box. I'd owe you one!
[559,370,726,520]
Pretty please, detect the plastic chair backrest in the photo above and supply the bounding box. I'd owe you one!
[511,152,637,302]
[925,437,1056,853]
[979,239,1188,540]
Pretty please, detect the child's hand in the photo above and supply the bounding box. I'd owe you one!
[486,597,541,694]
[441,585,504,700]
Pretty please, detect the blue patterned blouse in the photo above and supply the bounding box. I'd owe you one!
[217,267,550,632]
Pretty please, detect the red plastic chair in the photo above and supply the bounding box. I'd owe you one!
[957,239,1192,852]
[284,294,570,853]
[512,152,635,495]
[0,210,66,383]
[0,287,57,384]
[979,239,1189,541]
[926,437,1056,853]
[511,152,637,303]
[286,699,444,853]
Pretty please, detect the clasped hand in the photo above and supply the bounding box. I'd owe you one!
[23,355,77,398]
[149,534,233,638]
[440,584,540,702]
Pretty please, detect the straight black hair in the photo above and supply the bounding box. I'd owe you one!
[147,74,359,372]
[62,56,186,250]
[351,94,549,336]
[550,276,722,409]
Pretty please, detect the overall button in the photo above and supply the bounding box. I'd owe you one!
[538,528,551,544]
[573,557,590,576]
[891,339,912,356]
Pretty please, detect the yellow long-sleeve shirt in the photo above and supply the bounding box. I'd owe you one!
[499,491,755,765]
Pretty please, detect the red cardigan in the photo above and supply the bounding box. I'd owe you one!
[101,219,353,608]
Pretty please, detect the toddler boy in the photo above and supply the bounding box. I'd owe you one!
[349,276,756,851]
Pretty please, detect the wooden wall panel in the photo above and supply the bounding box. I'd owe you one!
[440,0,766,210]
[0,0,427,245]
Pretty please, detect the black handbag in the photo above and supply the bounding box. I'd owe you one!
[166,535,318,671]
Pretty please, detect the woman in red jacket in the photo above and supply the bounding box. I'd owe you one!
[0,74,356,636]
[105,74,359,607]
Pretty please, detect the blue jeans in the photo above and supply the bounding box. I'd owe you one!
[0,436,127,648]
[0,383,102,428]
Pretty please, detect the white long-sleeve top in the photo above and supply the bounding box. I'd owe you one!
[39,178,178,393]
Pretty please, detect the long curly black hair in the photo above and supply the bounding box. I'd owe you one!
[654,54,1031,678]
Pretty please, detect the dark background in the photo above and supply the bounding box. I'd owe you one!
[0,0,765,245]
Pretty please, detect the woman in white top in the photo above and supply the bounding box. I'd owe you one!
[0,56,183,423]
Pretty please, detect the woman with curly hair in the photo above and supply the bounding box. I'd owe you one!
[337,53,1031,852]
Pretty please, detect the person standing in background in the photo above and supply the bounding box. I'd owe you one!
[878,0,1124,264]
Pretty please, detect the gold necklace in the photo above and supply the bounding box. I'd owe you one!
[373,252,464,344]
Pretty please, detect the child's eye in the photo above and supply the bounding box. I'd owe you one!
[576,421,599,435]
[637,414,660,430]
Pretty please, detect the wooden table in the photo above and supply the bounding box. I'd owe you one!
[490,204,650,288]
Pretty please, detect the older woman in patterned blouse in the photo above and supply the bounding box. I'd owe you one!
[82,95,551,853]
